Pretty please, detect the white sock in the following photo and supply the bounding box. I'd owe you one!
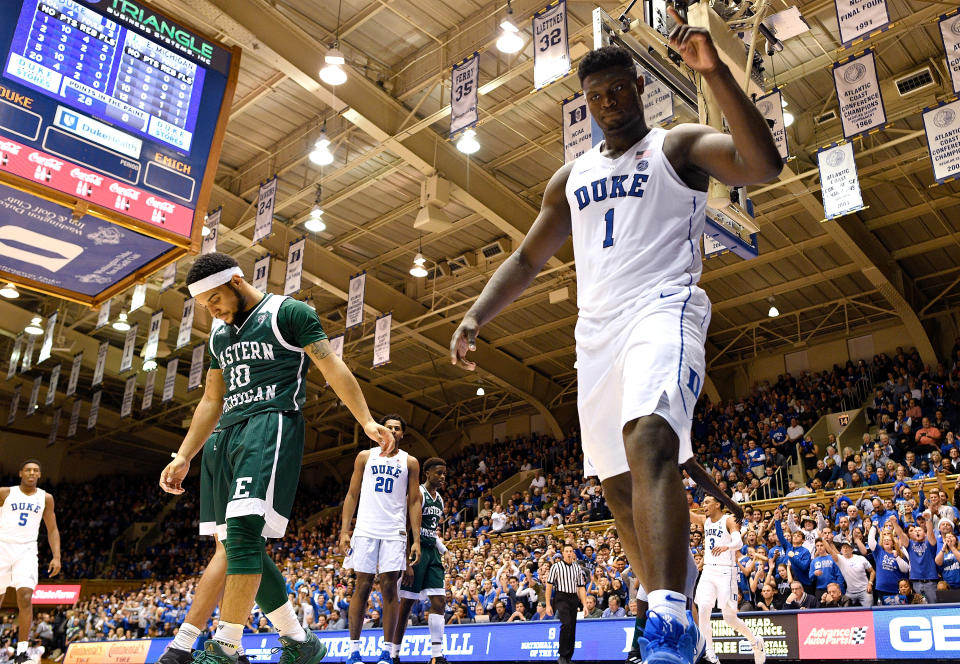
[429,613,444,657]
[383,641,393,654]
[266,603,307,642]
[390,643,400,657]
[16,641,27,655]
[213,621,244,656]
[647,590,688,626]
[350,640,361,654]
[170,622,202,652]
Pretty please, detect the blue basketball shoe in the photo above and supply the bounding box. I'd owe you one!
[637,610,696,664]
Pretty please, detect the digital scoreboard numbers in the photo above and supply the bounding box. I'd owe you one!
[0,0,239,305]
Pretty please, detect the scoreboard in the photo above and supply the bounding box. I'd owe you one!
[0,0,239,305]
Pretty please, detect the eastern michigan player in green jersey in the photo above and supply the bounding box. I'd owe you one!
[393,458,451,664]
[159,252,394,664]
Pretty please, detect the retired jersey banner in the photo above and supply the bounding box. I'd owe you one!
[67,399,81,437]
[253,254,271,293]
[345,271,366,329]
[87,390,101,429]
[284,237,306,295]
[176,298,195,350]
[96,298,111,330]
[26,375,41,416]
[65,352,82,397]
[162,359,179,403]
[373,313,392,368]
[756,89,790,161]
[7,332,23,381]
[202,208,221,255]
[833,50,886,139]
[253,176,277,245]
[38,311,57,364]
[121,375,136,418]
[640,68,675,127]
[7,385,20,425]
[142,369,156,411]
[120,324,138,374]
[818,142,864,219]
[188,344,204,391]
[47,407,60,446]
[45,364,60,406]
[835,0,890,46]
[144,311,163,366]
[129,283,147,313]
[450,53,480,137]
[562,93,592,163]
[533,0,570,89]
[160,261,177,292]
[92,341,108,387]
[20,335,35,373]
[923,98,960,183]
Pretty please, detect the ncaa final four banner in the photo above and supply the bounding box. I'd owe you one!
[65,352,82,397]
[253,176,278,245]
[834,0,890,47]
[833,50,887,139]
[939,12,960,95]
[202,208,221,255]
[372,313,392,368]
[755,89,790,162]
[345,271,366,329]
[923,98,960,183]
[450,53,480,137]
[817,142,865,219]
[284,237,306,296]
[533,0,570,90]
[640,69,675,128]
[176,298,195,350]
[562,93,591,163]
[252,254,271,293]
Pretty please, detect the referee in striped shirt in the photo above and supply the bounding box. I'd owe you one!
[545,543,588,664]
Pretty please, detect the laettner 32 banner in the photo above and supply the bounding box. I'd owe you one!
[533,0,570,90]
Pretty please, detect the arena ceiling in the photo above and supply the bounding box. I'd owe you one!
[4,0,960,469]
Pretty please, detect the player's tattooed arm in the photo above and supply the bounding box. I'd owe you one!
[307,339,333,360]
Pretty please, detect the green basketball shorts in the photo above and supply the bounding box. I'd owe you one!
[199,410,304,541]
[399,542,446,599]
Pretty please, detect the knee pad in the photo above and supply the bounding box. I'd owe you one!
[225,515,266,575]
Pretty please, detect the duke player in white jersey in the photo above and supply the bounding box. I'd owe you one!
[0,460,60,664]
[690,497,764,664]
[450,8,780,664]
[340,414,422,664]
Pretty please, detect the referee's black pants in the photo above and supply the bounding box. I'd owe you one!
[554,591,579,659]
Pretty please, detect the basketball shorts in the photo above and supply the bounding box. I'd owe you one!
[199,410,304,541]
[694,566,738,610]
[344,535,406,574]
[399,542,446,599]
[0,540,38,590]
[576,285,710,481]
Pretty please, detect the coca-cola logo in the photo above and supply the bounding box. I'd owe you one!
[109,182,140,199]
[69,168,103,186]
[27,152,63,170]
[0,141,22,154]
[145,196,175,213]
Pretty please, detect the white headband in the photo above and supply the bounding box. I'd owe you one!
[188,266,243,297]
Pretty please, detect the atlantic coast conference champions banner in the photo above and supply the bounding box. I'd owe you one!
[939,12,960,95]
[924,98,960,183]
[450,53,480,137]
[817,142,865,219]
[833,50,887,139]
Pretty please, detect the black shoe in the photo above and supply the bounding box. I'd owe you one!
[157,648,195,664]
[625,649,643,664]
[13,653,30,664]
[393,657,401,664]
[429,658,450,664]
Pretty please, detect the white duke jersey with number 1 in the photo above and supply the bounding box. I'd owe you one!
[565,127,708,321]
[355,448,409,541]
[0,486,45,544]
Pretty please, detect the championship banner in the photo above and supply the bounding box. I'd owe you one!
[120,375,136,418]
[450,52,480,137]
[144,311,163,367]
[26,375,41,416]
[45,364,60,406]
[533,0,570,89]
[834,0,890,46]
[756,89,790,162]
[160,261,177,292]
[162,359,179,403]
[284,237,306,295]
[92,341,108,387]
[372,313,392,368]
[817,142,865,219]
[38,311,57,364]
[20,335,35,373]
[96,298,111,330]
[7,332,23,381]
[345,271,366,329]
[833,50,886,139]
[7,385,20,425]
[176,298,195,350]
[67,400,81,438]
[119,324,138,374]
[922,98,960,183]
[253,254,271,293]
[253,176,277,245]
[188,344,204,391]
[562,93,592,163]
[47,407,60,446]
[640,68,675,127]
[129,283,147,313]
[703,233,727,258]
[941,12,960,95]
[87,390,101,429]
[142,370,156,411]
[202,207,221,255]
[329,335,344,361]
[65,352,82,397]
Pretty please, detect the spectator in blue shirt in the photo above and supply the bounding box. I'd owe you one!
[775,517,813,593]
[870,523,910,603]
[895,515,939,603]
[811,539,845,594]
[936,531,960,589]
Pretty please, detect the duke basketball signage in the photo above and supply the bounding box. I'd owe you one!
[562,93,591,163]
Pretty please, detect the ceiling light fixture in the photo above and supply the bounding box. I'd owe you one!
[309,128,334,166]
[476,386,485,396]
[305,185,327,233]
[201,225,211,237]
[783,111,794,127]
[320,2,348,85]
[767,297,779,318]
[24,316,43,336]
[0,283,19,299]
[409,237,428,278]
[456,128,480,154]
[142,359,157,372]
[497,1,524,53]
[112,311,131,331]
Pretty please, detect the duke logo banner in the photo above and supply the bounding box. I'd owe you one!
[48,408,60,446]
[92,340,108,387]
[65,352,82,397]
[533,0,570,90]
[373,313,392,368]
[121,375,136,418]
[834,0,889,46]
[252,254,271,293]
[27,375,41,416]
[756,89,790,162]
[345,272,366,329]
[162,358,179,403]
[129,283,147,313]
[640,69,674,127]
[923,98,960,183]
[202,208,221,255]
[67,399,81,437]
[45,364,60,406]
[7,385,20,425]
[38,311,56,364]
[562,93,592,163]
[160,261,177,292]
[833,50,886,139]
[188,344,204,391]
[7,332,23,381]
[96,298,111,330]
[119,323,138,374]
[176,298,195,350]
[253,176,277,245]
[817,142,864,219]
[284,237,306,295]
[142,369,156,411]
[87,390,101,429]
[450,53,480,137]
